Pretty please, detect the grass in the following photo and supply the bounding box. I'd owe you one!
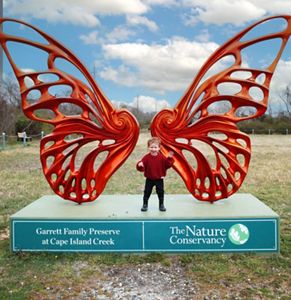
[0,132,290,299]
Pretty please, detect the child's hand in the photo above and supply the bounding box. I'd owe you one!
[168,151,174,158]
[138,161,144,168]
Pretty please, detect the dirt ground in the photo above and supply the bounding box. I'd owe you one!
[32,257,288,300]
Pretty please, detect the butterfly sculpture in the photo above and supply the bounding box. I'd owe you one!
[0,18,140,204]
[0,16,290,204]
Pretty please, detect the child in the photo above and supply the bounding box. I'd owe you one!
[137,137,174,212]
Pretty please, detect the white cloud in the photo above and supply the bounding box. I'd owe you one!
[80,31,101,45]
[5,0,148,27]
[99,65,137,87]
[247,0,291,15]
[126,15,159,32]
[5,0,291,29]
[143,0,178,5]
[80,26,137,45]
[131,95,170,112]
[271,60,291,101]
[78,11,159,46]
[182,0,266,26]
[99,38,219,93]
[113,95,171,113]
[106,26,137,43]
[79,15,157,46]
[195,29,211,42]
[263,59,291,113]
[182,0,291,26]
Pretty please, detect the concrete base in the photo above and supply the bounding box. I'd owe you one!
[10,194,279,253]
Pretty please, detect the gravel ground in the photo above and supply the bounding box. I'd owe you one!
[68,261,199,300]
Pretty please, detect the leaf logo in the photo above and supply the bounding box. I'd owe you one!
[228,224,250,245]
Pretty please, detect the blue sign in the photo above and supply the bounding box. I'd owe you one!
[11,218,279,253]
[143,219,278,252]
[12,220,143,252]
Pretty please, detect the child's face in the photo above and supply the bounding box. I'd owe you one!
[148,142,160,156]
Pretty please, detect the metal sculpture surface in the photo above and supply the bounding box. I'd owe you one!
[0,18,139,204]
[0,15,290,204]
[151,15,291,202]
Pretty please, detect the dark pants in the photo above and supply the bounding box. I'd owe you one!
[143,178,164,204]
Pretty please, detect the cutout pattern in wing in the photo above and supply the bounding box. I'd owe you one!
[151,15,291,202]
[0,18,139,203]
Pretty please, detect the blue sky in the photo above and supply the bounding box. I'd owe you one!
[2,0,291,113]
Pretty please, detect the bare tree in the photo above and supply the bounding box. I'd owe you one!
[279,86,291,117]
[0,77,21,134]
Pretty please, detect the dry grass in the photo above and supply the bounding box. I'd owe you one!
[0,133,290,299]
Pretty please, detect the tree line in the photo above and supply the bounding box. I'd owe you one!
[1,78,291,136]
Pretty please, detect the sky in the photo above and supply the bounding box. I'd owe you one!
[2,0,291,113]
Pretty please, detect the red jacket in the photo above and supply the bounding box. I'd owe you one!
[137,152,174,180]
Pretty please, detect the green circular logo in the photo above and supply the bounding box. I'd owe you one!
[228,224,250,245]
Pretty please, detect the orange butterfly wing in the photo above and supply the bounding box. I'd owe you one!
[0,18,139,204]
[151,15,291,202]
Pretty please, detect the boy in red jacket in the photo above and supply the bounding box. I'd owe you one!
[137,137,174,212]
